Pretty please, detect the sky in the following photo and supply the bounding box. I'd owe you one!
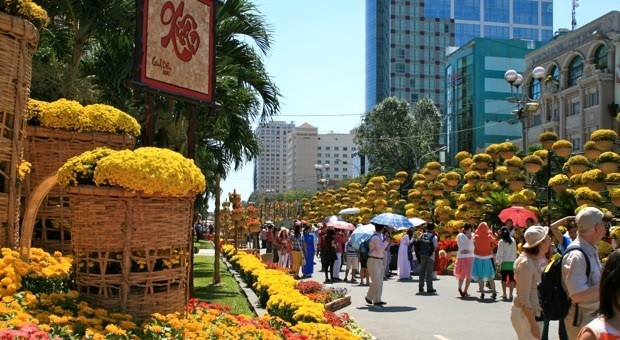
[210,1,619,210]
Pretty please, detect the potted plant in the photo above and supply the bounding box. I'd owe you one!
[395,171,408,182]
[533,149,549,165]
[590,129,618,152]
[539,131,559,150]
[596,151,620,174]
[426,161,442,176]
[609,187,620,207]
[584,141,602,160]
[606,172,620,191]
[498,142,518,160]
[574,187,602,206]
[548,174,570,193]
[455,151,472,162]
[506,172,526,192]
[459,157,474,173]
[522,155,544,174]
[429,182,445,196]
[485,144,500,161]
[551,140,573,158]
[581,169,606,191]
[51,147,206,319]
[472,153,493,170]
[566,155,591,174]
[464,170,481,185]
[494,166,509,182]
[570,173,586,189]
[445,171,461,187]
[504,156,523,173]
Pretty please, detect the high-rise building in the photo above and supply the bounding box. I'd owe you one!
[255,122,358,193]
[365,0,554,112]
[445,38,543,163]
[254,121,296,193]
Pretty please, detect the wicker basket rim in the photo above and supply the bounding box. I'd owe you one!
[0,11,38,44]
[26,125,137,144]
[65,185,195,199]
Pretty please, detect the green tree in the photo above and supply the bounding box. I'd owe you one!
[354,96,442,178]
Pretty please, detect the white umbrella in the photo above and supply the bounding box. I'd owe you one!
[408,217,426,227]
[348,224,376,248]
[338,207,361,215]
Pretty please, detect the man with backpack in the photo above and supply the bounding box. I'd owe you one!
[562,207,609,339]
[416,222,438,294]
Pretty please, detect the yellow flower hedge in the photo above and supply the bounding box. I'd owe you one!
[58,147,206,196]
[27,99,141,137]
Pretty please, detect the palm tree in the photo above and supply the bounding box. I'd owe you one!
[485,191,511,229]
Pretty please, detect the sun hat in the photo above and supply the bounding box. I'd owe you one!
[523,225,549,248]
[575,207,612,231]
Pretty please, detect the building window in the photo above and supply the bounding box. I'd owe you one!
[568,56,583,87]
[317,146,322,150]
[325,146,330,150]
[589,92,599,107]
[484,0,509,23]
[513,0,538,25]
[317,153,321,157]
[570,102,581,116]
[548,65,559,83]
[570,137,581,151]
[593,45,608,70]
[396,63,405,73]
[529,78,541,100]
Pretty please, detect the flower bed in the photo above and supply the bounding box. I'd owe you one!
[0,247,371,339]
[222,244,372,339]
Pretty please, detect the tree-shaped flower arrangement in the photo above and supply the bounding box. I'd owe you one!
[50,147,205,320]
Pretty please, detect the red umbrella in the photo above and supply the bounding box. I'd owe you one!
[327,220,355,231]
[499,206,538,227]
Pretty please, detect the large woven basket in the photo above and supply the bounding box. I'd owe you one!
[66,185,193,321]
[23,126,135,253]
[0,12,39,248]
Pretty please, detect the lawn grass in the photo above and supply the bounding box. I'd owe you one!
[192,255,255,316]
[193,240,214,249]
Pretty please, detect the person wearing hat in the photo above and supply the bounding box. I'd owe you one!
[510,225,551,339]
[562,207,609,339]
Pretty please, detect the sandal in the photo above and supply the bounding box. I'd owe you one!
[458,288,465,297]
[491,292,497,299]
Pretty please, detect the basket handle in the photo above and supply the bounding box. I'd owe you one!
[19,174,58,261]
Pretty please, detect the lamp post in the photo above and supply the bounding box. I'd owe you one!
[504,66,546,152]
[314,163,330,190]
[334,158,361,178]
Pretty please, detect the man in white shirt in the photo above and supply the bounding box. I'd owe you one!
[365,224,390,306]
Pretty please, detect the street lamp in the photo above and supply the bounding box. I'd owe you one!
[504,66,546,152]
[314,163,330,190]
[334,158,361,178]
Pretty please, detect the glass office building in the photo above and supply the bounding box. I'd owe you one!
[365,0,554,112]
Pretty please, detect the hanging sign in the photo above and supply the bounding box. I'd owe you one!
[134,0,215,103]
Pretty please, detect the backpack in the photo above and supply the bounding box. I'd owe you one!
[359,237,371,255]
[415,232,436,258]
[537,247,590,321]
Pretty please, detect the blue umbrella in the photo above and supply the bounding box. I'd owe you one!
[370,212,414,229]
[348,224,376,249]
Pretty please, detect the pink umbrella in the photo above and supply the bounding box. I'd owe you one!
[327,220,355,231]
[499,206,538,227]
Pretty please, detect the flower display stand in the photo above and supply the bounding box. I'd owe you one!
[65,185,192,321]
[324,295,351,312]
[0,12,39,248]
[23,127,135,253]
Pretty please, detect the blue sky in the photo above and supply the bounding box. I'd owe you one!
[211,1,619,210]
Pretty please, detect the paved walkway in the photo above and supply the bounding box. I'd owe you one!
[195,249,558,339]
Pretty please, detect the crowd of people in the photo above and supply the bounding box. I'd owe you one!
[204,208,620,340]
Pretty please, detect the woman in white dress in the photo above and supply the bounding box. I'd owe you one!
[397,229,414,280]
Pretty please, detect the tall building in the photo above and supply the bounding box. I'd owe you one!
[254,121,296,194]
[365,0,554,112]
[286,125,357,192]
[445,38,543,164]
[519,11,619,151]
[255,122,358,193]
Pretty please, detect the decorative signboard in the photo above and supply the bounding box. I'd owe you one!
[133,0,215,104]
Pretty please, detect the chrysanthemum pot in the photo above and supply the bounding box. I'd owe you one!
[612,197,620,207]
[500,151,515,160]
[67,186,193,322]
[570,164,588,174]
[598,162,618,175]
[594,140,615,152]
[552,184,568,193]
[554,147,572,158]
[524,163,541,174]
[508,180,525,192]
[585,149,602,160]
[541,140,555,150]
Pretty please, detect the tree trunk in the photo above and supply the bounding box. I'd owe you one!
[213,173,222,284]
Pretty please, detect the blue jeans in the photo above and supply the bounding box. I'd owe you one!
[419,256,434,290]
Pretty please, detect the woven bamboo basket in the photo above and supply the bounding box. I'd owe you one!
[23,126,135,253]
[66,185,193,321]
[0,12,39,248]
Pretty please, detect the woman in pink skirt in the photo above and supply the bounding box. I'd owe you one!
[455,222,475,297]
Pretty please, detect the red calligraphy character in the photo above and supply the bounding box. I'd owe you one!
[160,1,200,62]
